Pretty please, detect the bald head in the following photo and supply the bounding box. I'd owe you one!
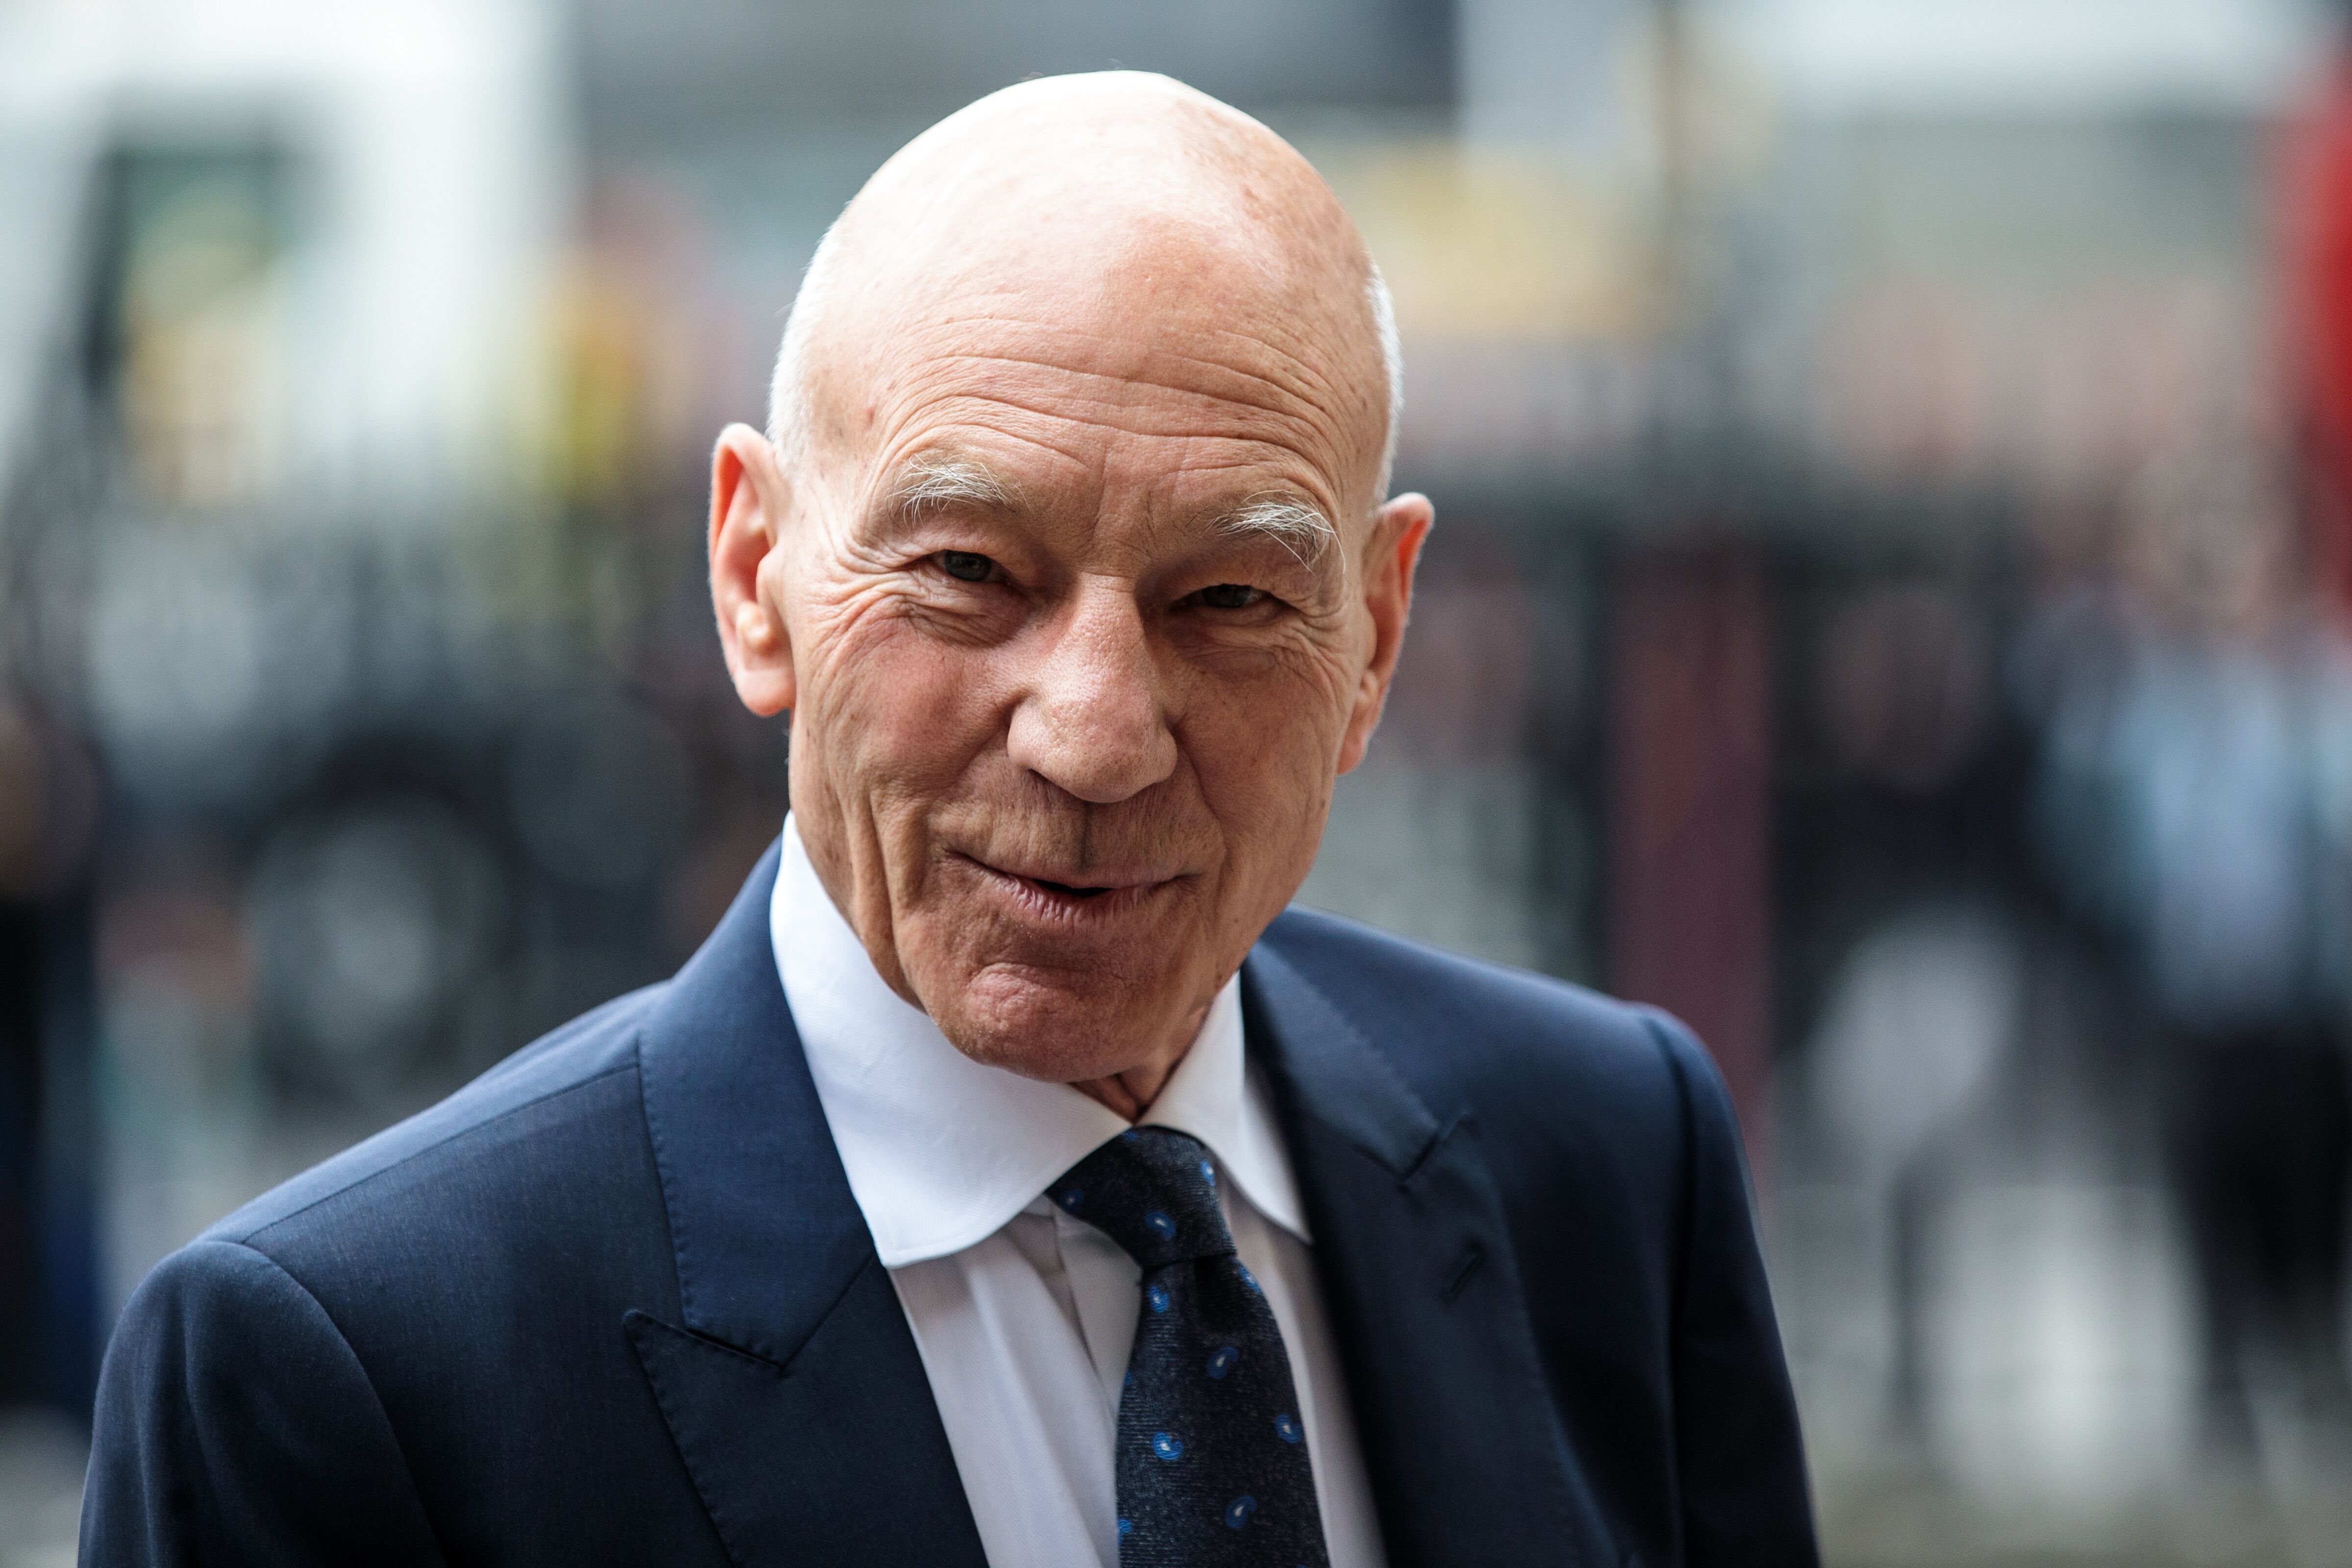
[710,73,1432,1103]
[769,72,1402,510]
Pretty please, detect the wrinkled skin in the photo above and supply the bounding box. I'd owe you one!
[708,74,1431,1117]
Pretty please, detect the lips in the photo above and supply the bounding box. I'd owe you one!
[950,850,1183,917]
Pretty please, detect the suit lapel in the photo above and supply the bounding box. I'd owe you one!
[629,844,986,1568]
[626,845,1610,1566]
[1244,943,1615,1568]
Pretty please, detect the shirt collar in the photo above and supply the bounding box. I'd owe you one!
[770,816,1310,1267]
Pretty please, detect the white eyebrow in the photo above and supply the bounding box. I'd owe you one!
[891,458,1335,566]
[1220,495,1337,567]
[891,453,1021,517]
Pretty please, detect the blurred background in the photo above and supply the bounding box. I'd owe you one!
[4,0,2352,1561]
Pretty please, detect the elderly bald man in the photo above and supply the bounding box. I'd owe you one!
[83,75,1815,1568]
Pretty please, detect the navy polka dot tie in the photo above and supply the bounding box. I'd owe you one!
[1053,1127,1331,1567]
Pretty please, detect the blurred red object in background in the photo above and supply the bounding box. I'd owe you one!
[2282,46,2352,606]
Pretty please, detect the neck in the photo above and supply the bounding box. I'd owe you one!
[1068,996,1212,1121]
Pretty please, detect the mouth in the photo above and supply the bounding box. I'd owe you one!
[1031,878,1113,900]
[952,852,1182,920]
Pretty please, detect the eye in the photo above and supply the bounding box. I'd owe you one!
[1195,583,1265,610]
[938,551,995,583]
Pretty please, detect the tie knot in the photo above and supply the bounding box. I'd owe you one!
[1051,1127,1233,1268]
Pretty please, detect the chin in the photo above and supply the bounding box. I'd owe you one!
[925,960,1191,1085]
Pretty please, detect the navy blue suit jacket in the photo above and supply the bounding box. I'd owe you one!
[83,845,1817,1566]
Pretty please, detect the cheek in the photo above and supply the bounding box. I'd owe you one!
[795,587,1008,811]
[1177,655,1353,848]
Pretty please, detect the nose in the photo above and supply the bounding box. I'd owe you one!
[1005,583,1178,804]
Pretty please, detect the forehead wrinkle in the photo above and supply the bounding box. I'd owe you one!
[893,402,1344,533]
[1125,339,1351,439]
[879,421,1335,517]
[896,308,1355,436]
[875,396,1344,507]
[884,352,1350,478]
[980,295,1356,401]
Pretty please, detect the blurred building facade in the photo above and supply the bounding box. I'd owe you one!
[2,1,2348,1563]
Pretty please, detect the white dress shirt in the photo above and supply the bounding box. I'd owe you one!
[771,818,1386,1568]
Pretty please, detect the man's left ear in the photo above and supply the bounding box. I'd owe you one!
[1337,491,1433,775]
[708,423,798,717]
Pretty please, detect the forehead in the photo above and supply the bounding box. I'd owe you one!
[825,217,1383,518]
